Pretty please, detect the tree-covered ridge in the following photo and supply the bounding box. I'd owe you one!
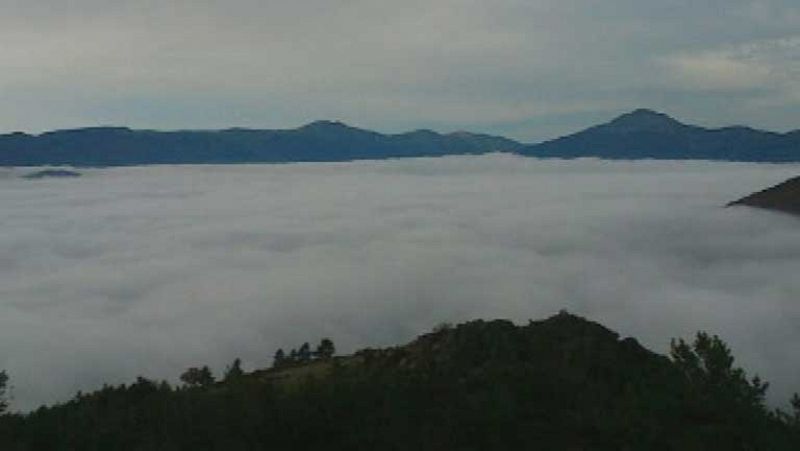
[1,313,799,450]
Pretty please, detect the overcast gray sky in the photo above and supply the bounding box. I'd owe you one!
[1,0,798,141]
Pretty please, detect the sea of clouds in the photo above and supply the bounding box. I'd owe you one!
[1,154,798,410]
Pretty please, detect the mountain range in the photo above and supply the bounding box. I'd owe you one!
[0,121,521,167]
[1,109,798,166]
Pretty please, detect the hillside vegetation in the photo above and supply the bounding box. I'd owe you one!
[1,312,799,450]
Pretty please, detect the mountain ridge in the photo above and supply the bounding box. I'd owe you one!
[0,121,522,167]
[1,110,798,166]
[522,109,798,162]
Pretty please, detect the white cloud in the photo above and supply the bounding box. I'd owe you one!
[0,156,798,411]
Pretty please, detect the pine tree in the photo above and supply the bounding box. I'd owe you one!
[314,338,336,360]
[791,393,800,426]
[298,342,312,362]
[179,366,215,388]
[224,358,244,382]
[0,370,8,414]
[273,349,286,368]
[670,332,768,410]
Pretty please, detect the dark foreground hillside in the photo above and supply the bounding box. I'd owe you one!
[728,176,800,216]
[1,313,799,450]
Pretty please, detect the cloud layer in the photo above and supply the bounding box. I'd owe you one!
[1,155,799,410]
[1,1,798,140]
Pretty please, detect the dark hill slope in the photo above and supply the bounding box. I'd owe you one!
[521,109,800,162]
[728,176,800,216]
[1,313,798,450]
[0,122,522,167]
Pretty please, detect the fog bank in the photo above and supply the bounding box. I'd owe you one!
[1,155,798,410]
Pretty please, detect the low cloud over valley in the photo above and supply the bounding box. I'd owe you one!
[1,155,798,410]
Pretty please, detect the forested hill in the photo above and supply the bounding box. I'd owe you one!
[1,312,799,450]
[0,121,522,166]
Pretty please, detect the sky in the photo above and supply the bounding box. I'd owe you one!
[0,0,798,141]
[1,155,799,411]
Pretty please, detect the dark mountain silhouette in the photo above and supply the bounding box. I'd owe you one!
[728,176,800,216]
[2,110,798,166]
[521,109,800,162]
[2,312,799,449]
[0,121,522,167]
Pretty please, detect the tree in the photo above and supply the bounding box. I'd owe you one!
[273,349,287,368]
[433,322,453,333]
[670,332,768,410]
[129,376,159,399]
[791,393,800,426]
[224,358,244,382]
[0,370,8,414]
[298,342,312,363]
[315,338,336,360]
[179,366,215,388]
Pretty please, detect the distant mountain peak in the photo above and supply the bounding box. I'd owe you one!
[618,108,673,120]
[299,120,354,131]
[523,108,799,161]
[605,109,685,130]
[629,108,667,116]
